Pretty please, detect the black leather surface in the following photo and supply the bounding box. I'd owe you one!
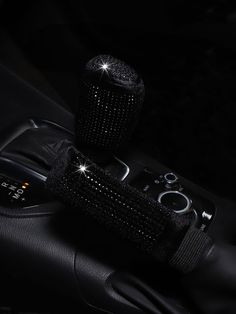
[182,244,236,314]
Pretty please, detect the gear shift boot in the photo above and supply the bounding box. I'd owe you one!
[1,119,74,175]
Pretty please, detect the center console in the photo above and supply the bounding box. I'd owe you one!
[0,62,234,314]
[106,151,215,232]
[0,115,216,236]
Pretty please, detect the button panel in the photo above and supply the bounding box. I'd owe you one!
[130,169,215,231]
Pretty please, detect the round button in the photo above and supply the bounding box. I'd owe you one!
[164,172,178,184]
[158,191,191,214]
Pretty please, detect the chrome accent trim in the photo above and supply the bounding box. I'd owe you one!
[29,119,39,129]
[192,209,199,226]
[114,157,130,181]
[158,190,192,214]
[202,211,213,221]
[164,172,178,184]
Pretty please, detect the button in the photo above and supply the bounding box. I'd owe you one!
[164,173,178,184]
[202,211,213,221]
[158,191,192,214]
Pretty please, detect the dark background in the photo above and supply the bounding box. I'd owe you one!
[0,0,236,201]
[0,1,235,313]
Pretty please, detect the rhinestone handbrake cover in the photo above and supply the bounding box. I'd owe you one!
[46,146,191,263]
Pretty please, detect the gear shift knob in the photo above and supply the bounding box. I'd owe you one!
[76,55,145,152]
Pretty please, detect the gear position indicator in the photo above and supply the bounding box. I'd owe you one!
[0,175,30,206]
[0,171,52,209]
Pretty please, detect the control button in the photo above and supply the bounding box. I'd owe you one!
[202,211,213,221]
[164,173,178,184]
[158,191,192,214]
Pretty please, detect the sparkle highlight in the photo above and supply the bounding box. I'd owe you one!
[98,60,113,75]
[74,162,90,176]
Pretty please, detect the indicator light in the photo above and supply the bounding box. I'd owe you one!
[22,182,29,189]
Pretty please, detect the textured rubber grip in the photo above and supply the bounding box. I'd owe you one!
[45,146,212,272]
[169,226,213,273]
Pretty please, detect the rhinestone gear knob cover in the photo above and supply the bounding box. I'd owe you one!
[76,55,145,152]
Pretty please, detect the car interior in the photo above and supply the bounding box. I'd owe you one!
[0,1,236,313]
